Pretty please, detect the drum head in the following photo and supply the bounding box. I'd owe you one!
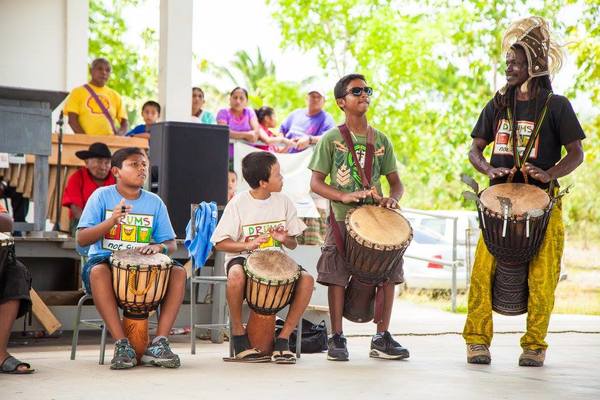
[347,205,411,247]
[246,250,298,281]
[111,248,171,266]
[480,183,550,216]
[0,232,13,246]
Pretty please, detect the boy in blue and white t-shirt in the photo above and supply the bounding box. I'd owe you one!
[77,147,186,370]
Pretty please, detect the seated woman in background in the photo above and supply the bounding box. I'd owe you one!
[254,106,293,152]
[216,87,259,143]
[191,87,216,124]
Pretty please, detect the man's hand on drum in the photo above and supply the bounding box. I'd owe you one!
[137,244,164,255]
[486,167,511,179]
[111,199,132,225]
[269,226,289,243]
[524,163,552,183]
[340,189,371,204]
[245,234,270,251]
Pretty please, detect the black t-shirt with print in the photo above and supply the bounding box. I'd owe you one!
[471,89,585,189]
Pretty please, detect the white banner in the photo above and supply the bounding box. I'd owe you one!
[233,142,320,218]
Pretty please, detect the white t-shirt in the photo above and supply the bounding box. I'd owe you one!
[211,191,306,265]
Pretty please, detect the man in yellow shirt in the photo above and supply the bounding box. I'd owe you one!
[64,58,128,136]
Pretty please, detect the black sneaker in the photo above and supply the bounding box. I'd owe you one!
[110,338,137,370]
[327,333,349,361]
[370,331,410,360]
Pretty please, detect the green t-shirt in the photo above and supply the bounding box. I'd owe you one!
[308,127,397,221]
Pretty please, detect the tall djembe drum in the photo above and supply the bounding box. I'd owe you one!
[110,249,172,361]
[466,183,555,315]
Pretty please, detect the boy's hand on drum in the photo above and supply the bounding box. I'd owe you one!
[245,234,270,251]
[111,199,132,224]
[137,244,163,255]
[378,197,399,209]
[269,226,289,243]
[340,190,370,204]
[486,167,511,179]
[524,163,552,183]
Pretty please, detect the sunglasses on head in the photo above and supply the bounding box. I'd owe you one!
[345,86,373,97]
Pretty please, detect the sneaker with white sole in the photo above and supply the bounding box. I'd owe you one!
[110,338,137,370]
[370,331,410,360]
[140,337,180,368]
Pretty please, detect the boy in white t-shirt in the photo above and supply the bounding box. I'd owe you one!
[211,151,314,364]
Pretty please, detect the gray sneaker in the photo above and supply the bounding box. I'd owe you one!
[140,337,180,368]
[327,333,349,361]
[370,331,410,360]
[110,339,137,370]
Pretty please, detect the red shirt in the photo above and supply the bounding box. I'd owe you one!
[62,167,116,219]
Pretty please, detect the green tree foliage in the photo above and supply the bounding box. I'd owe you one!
[89,0,158,124]
[197,48,311,118]
[268,0,599,239]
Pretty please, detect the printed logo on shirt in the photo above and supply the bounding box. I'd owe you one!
[242,220,286,250]
[493,118,539,159]
[86,94,111,115]
[103,210,153,251]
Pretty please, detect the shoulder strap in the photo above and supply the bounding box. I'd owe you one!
[83,84,118,135]
[507,92,553,169]
[338,124,375,188]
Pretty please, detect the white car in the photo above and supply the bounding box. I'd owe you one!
[402,226,468,290]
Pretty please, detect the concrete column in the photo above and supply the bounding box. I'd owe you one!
[65,0,89,91]
[159,0,193,121]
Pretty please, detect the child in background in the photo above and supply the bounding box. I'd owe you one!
[255,106,293,152]
[228,169,237,202]
[126,101,161,139]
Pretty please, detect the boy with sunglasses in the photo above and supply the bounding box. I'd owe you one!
[308,74,409,361]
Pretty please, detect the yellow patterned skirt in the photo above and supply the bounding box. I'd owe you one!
[463,199,564,350]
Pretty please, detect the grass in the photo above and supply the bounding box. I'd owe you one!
[399,241,600,315]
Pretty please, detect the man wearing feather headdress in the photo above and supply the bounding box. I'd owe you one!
[462,16,585,367]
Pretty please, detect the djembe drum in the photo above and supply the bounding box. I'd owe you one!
[342,205,413,322]
[110,249,172,361]
[477,183,554,315]
[243,249,300,354]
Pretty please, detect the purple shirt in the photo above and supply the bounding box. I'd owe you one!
[216,108,256,132]
[280,109,336,153]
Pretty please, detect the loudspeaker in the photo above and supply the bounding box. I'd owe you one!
[150,122,229,237]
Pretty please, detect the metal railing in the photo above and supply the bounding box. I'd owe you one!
[402,208,476,312]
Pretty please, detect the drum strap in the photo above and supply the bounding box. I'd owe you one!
[329,124,376,259]
[83,84,118,135]
[507,93,553,182]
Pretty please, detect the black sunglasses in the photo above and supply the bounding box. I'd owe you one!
[345,86,373,97]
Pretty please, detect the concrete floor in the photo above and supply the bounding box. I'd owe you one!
[2,300,599,400]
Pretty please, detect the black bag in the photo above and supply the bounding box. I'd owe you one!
[275,318,328,353]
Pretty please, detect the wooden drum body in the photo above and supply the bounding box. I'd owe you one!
[343,205,412,323]
[344,205,413,284]
[243,250,300,315]
[244,250,300,355]
[110,249,172,360]
[477,183,553,315]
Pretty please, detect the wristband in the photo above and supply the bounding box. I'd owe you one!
[160,243,168,254]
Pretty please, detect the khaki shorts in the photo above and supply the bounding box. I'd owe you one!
[316,221,404,287]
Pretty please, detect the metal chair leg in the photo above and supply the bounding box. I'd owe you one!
[190,277,196,355]
[70,294,89,360]
[99,324,107,365]
[296,316,302,359]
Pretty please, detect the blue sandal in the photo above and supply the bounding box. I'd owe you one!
[1,356,34,374]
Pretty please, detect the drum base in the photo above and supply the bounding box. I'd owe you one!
[343,277,375,323]
[123,316,149,363]
[246,310,275,355]
[492,262,529,316]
